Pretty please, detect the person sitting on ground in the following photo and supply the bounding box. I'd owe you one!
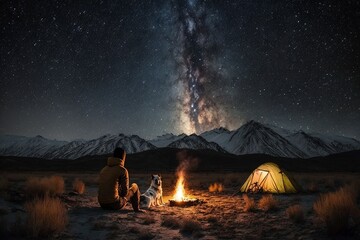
[98,147,143,212]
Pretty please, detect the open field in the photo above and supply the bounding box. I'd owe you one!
[0,172,359,239]
[1,149,360,173]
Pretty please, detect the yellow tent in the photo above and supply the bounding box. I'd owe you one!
[240,162,300,193]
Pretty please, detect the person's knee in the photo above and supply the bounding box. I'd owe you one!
[130,183,138,192]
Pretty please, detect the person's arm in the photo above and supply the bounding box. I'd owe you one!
[119,168,129,197]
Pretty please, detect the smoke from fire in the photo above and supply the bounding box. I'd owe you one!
[173,150,198,200]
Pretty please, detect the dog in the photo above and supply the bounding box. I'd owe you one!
[140,174,164,209]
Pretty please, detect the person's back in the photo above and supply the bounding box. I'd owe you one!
[98,147,142,212]
[98,156,128,205]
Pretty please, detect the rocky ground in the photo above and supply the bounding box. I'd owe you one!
[0,172,359,239]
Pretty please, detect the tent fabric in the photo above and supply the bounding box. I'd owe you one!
[240,162,300,193]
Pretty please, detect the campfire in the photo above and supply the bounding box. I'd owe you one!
[169,171,203,207]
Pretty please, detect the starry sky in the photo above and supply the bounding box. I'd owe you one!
[1,0,359,141]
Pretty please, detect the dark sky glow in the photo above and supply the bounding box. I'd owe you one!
[0,0,359,140]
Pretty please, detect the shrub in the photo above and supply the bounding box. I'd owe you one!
[208,183,224,193]
[25,196,68,238]
[25,176,64,198]
[242,194,256,212]
[313,186,358,235]
[286,204,304,223]
[72,178,85,194]
[258,194,278,212]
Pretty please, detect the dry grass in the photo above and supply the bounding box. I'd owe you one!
[208,182,224,192]
[25,176,65,198]
[138,232,155,240]
[72,178,85,194]
[161,215,181,229]
[141,215,156,225]
[242,194,256,212]
[313,186,358,235]
[286,204,304,223]
[180,218,203,237]
[258,194,279,212]
[25,196,68,238]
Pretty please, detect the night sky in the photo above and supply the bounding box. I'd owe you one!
[1,0,359,141]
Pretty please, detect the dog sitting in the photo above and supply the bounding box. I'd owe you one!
[140,174,164,209]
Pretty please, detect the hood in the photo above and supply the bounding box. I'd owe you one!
[107,157,125,167]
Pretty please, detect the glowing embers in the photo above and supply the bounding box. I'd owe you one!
[169,170,204,207]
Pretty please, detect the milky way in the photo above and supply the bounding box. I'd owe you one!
[0,0,359,140]
[173,0,227,134]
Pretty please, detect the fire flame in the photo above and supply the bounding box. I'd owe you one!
[173,171,186,201]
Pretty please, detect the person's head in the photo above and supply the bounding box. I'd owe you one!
[113,147,126,161]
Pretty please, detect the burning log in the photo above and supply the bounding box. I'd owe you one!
[169,198,204,207]
[170,170,204,207]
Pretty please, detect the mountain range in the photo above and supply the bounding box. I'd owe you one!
[0,120,359,159]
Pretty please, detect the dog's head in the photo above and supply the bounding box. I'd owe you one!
[151,174,162,187]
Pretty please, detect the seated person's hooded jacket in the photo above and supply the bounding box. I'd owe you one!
[98,157,128,205]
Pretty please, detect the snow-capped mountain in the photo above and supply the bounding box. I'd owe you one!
[167,134,227,153]
[55,134,156,159]
[0,135,67,158]
[149,133,187,148]
[201,121,360,158]
[285,131,335,156]
[200,127,232,145]
[201,121,306,158]
[0,134,156,159]
[310,133,360,154]
[1,121,359,159]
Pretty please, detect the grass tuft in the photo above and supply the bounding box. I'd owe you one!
[286,204,304,223]
[25,196,68,238]
[258,194,278,212]
[313,186,358,235]
[208,182,224,193]
[161,215,181,229]
[25,176,64,198]
[180,218,202,236]
[72,178,85,194]
[242,194,256,212]
[141,215,156,225]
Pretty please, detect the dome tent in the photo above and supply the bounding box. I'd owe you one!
[240,162,300,193]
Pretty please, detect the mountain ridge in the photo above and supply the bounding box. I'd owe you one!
[1,120,359,159]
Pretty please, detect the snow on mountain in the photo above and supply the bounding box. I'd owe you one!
[310,133,360,154]
[0,134,30,149]
[1,121,359,159]
[285,131,336,156]
[0,135,67,158]
[0,134,156,159]
[47,134,157,159]
[201,121,360,158]
[167,134,227,153]
[224,121,307,158]
[200,127,232,146]
[43,139,87,159]
[149,133,187,148]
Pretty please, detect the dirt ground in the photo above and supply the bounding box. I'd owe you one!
[0,172,359,239]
